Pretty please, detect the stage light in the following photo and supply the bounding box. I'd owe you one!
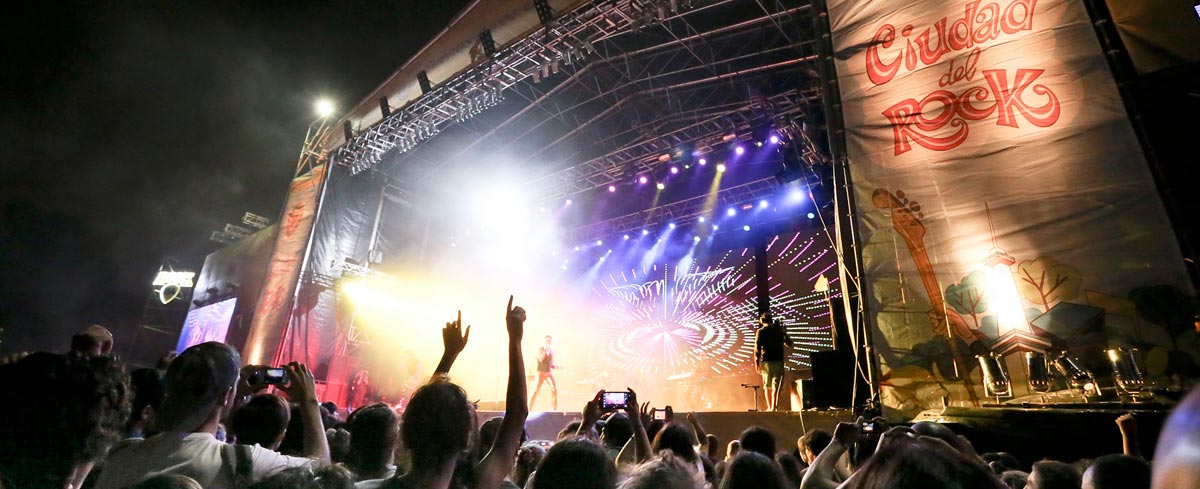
[735,146,745,155]
[315,98,335,118]
[716,163,726,172]
[639,175,649,184]
[608,185,617,193]
[656,182,666,190]
[755,141,763,147]
[807,212,816,219]
[642,229,649,235]
[698,216,706,223]
[596,240,603,246]
[758,199,769,209]
[726,207,737,217]
[712,224,719,230]
[699,158,707,166]
[789,187,805,203]
[743,225,751,231]
[694,236,701,242]
[670,166,679,174]
[623,234,630,240]
[769,134,780,144]
[669,222,677,229]
[574,245,580,251]
[566,199,573,206]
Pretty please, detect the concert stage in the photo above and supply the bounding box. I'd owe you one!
[478,409,856,449]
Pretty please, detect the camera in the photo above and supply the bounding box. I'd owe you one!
[861,421,876,434]
[653,409,667,420]
[600,390,630,411]
[247,366,288,386]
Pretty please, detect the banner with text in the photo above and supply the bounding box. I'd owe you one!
[827,0,1194,414]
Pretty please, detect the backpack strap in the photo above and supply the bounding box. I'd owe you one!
[221,443,254,489]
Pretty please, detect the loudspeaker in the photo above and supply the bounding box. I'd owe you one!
[808,350,856,409]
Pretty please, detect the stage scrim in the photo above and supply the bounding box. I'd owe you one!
[825,0,1195,416]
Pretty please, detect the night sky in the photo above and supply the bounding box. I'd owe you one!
[1,1,473,353]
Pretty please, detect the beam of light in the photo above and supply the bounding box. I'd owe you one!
[315,98,335,118]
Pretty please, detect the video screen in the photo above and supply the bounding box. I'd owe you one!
[176,298,237,352]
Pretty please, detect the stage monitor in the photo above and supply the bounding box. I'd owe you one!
[177,298,237,352]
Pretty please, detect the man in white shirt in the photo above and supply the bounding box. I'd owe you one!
[97,342,330,488]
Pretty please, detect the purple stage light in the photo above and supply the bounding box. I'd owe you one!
[623,234,630,240]
[807,212,816,219]
[726,207,736,217]
[638,175,648,184]
[758,199,769,209]
[668,222,676,229]
[698,158,707,165]
[769,134,780,144]
[596,240,603,246]
[712,224,719,230]
[566,199,573,206]
[608,185,617,193]
[743,225,751,231]
[693,236,701,242]
[789,188,805,203]
[716,163,726,172]
[656,182,666,190]
[642,229,649,236]
[670,166,679,174]
[734,146,745,155]
[698,216,706,223]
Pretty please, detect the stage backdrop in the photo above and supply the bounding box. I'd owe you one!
[826,0,1195,415]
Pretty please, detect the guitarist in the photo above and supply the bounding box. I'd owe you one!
[529,335,558,410]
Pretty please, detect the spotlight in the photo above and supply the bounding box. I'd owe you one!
[712,224,719,230]
[596,240,603,246]
[642,229,650,236]
[716,163,727,172]
[755,141,763,147]
[656,182,666,190]
[769,134,781,144]
[670,167,679,174]
[743,225,751,231]
[638,175,649,184]
[699,158,707,166]
[726,207,737,217]
[315,98,335,118]
[758,199,769,209]
[807,212,816,219]
[566,199,573,206]
[608,185,617,193]
[698,216,706,223]
[694,236,701,242]
[623,234,630,240]
[789,188,805,203]
[735,146,745,155]
[669,222,677,229]
[574,246,580,251]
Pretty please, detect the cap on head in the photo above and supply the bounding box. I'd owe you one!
[155,342,241,432]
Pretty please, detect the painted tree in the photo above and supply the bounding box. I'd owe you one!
[1016,257,1082,312]
[945,270,990,328]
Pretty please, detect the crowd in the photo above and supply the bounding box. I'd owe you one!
[2,297,1198,489]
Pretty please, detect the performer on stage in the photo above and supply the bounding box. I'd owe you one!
[754,313,793,411]
[529,335,558,410]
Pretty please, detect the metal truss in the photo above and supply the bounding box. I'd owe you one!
[564,177,780,242]
[530,87,819,204]
[337,0,724,175]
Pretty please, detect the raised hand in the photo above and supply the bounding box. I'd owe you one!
[578,390,603,436]
[664,405,675,423]
[506,295,525,342]
[280,362,318,404]
[442,310,471,357]
[833,421,861,447]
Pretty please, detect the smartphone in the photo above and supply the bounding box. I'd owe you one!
[861,421,876,434]
[653,409,666,420]
[600,391,630,410]
[264,367,287,385]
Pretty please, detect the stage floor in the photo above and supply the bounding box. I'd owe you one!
[477,409,856,453]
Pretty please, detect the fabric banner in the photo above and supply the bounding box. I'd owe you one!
[243,164,327,365]
[826,0,1195,415]
[1104,0,1200,75]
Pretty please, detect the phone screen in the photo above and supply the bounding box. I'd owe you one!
[264,368,287,385]
[602,391,629,409]
[654,410,666,420]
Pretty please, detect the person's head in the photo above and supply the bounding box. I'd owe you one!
[653,423,699,464]
[479,416,504,453]
[128,474,203,489]
[321,401,338,416]
[1154,385,1200,489]
[544,335,553,347]
[738,426,776,457]
[618,452,705,489]
[248,464,356,489]
[232,393,291,449]
[70,324,114,357]
[982,452,1022,474]
[155,342,241,433]
[718,451,788,489]
[529,437,617,489]
[0,352,131,488]
[156,351,178,372]
[758,312,772,327]
[1002,471,1030,489]
[514,440,550,488]
[327,428,351,463]
[797,428,832,464]
[402,381,476,470]
[1028,460,1081,489]
[278,404,305,456]
[344,402,399,473]
[647,419,667,441]
[601,412,633,449]
[776,452,805,488]
[725,440,741,461]
[127,368,165,437]
[843,436,1006,489]
[1082,454,1148,489]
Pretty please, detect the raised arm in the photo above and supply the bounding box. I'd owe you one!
[280,362,331,464]
[800,421,858,489]
[623,389,653,463]
[686,413,708,451]
[476,296,530,489]
[433,311,470,378]
[1116,413,1141,458]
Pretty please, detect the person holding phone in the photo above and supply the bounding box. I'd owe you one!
[754,313,793,412]
[530,335,558,410]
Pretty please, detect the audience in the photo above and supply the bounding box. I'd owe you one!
[4,299,1198,489]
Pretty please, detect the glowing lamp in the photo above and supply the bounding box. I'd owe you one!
[734,146,745,155]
